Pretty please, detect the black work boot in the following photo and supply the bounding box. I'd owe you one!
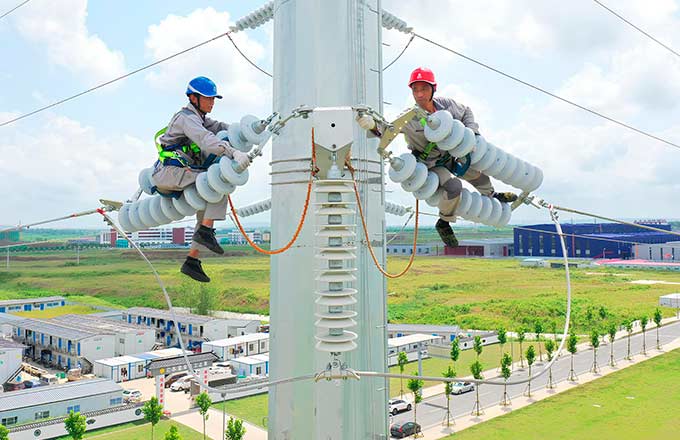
[181,256,210,283]
[492,192,518,203]
[192,225,224,255]
[436,219,459,248]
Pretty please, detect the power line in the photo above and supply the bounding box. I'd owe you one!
[412,32,680,152]
[0,31,232,128]
[226,32,272,77]
[592,0,680,60]
[383,33,415,71]
[0,0,30,21]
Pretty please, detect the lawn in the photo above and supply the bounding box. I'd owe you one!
[53,419,203,439]
[14,304,102,318]
[447,348,680,440]
[2,246,680,332]
[215,393,269,429]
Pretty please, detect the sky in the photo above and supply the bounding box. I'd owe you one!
[1,0,680,230]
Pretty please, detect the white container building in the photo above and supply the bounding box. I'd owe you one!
[231,353,269,377]
[0,378,124,428]
[201,333,269,361]
[0,296,65,314]
[93,348,186,382]
[0,339,25,385]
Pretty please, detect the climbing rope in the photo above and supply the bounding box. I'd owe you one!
[348,162,419,279]
[227,129,317,255]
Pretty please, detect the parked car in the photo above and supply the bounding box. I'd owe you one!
[451,381,475,395]
[390,421,421,438]
[170,375,195,392]
[122,389,142,402]
[388,399,412,415]
[164,371,188,388]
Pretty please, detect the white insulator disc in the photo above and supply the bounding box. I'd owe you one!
[496,154,518,183]
[470,135,488,165]
[517,164,536,192]
[160,197,184,221]
[485,149,508,177]
[455,188,472,216]
[149,196,172,225]
[487,197,504,226]
[240,114,269,145]
[413,171,440,200]
[497,202,512,227]
[117,204,135,232]
[436,119,465,151]
[401,162,428,192]
[227,122,252,152]
[424,110,454,143]
[464,192,484,221]
[507,161,527,188]
[138,198,158,228]
[196,172,224,204]
[127,202,146,231]
[426,187,444,207]
[450,127,476,157]
[207,163,236,195]
[183,185,207,211]
[138,168,156,195]
[215,130,229,141]
[172,194,197,217]
[477,195,494,224]
[220,157,249,186]
[388,153,417,183]
[527,166,543,192]
[474,143,498,172]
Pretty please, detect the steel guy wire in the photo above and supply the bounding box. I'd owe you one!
[412,32,680,152]
[383,33,415,71]
[0,0,30,21]
[591,0,680,60]
[226,32,272,78]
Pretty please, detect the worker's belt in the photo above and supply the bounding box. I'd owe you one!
[161,152,218,170]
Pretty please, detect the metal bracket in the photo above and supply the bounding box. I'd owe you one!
[314,357,360,382]
[376,107,421,159]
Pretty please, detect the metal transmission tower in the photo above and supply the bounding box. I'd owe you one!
[269,0,388,438]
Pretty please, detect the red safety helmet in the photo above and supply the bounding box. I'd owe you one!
[408,67,437,91]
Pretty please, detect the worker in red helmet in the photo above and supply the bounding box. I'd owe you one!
[358,67,517,248]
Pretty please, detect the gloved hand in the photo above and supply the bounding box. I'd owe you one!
[231,150,251,171]
[357,114,376,130]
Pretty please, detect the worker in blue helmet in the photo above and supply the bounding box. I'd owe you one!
[153,76,251,283]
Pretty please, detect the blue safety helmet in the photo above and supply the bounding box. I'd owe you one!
[185,76,222,99]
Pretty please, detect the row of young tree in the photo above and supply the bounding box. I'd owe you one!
[397,308,665,431]
[58,392,246,440]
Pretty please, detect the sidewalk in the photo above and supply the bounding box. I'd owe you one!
[420,336,680,439]
[173,407,268,440]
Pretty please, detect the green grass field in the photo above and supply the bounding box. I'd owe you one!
[53,419,202,440]
[2,247,679,332]
[215,393,269,429]
[448,348,680,440]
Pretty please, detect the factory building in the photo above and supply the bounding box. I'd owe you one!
[122,307,233,350]
[0,313,25,338]
[0,296,65,314]
[443,238,514,257]
[387,324,461,344]
[0,378,124,428]
[202,333,269,361]
[635,241,680,261]
[51,314,157,356]
[514,221,677,258]
[99,226,194,247]
[13,319,115,372]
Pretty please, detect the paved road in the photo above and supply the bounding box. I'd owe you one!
[390,321,680,435]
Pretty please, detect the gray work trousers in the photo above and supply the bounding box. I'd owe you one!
[431,166,494,222]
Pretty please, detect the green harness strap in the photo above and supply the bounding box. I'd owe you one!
[418,118,438,161]
[154,127,201,164]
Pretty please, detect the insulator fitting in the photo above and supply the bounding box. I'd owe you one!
[236,199,272,217]
[384,201,410,217]
[381,9,413,34]
[230,2,274,33]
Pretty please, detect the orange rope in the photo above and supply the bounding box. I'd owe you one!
[227,130,316,255]
[349,169,419,278]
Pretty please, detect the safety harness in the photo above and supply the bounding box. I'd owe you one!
[417,118,472,177]
[154,127,220,170]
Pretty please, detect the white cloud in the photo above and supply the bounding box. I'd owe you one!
[144,7,271,115]
[0,114,149,226]
[12,0,126,83]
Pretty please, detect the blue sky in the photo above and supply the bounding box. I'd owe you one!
[2,0,680,230]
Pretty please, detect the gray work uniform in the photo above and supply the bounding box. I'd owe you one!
[152,103,236,250]
[377,97,494,222]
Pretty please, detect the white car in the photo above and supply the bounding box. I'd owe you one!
[451,381,475,395]
[170,375,195,392]
[388,399,412,415]
[122,389,142,402]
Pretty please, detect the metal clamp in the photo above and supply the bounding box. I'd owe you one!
[313,357,361,382]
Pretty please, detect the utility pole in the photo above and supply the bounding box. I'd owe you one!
[268,1,388,438]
